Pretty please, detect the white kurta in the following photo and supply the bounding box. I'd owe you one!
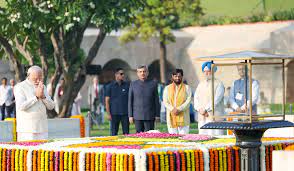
[14,79,55,141]
[163,84,192,134]
[194,78,225,136]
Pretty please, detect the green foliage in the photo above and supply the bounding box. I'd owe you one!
[195,9,294,26]
[120,0,203,44]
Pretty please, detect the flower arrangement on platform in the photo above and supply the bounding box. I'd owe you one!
[181,134,213,141]
[70,115,85,137]
[125,132,181,138]
[0,132,294,171]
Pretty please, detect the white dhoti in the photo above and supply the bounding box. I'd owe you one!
[17,132,48,141]
[168,125,189,134]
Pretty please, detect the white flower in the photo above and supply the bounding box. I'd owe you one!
[24,23,31,28]
[38,27,46,33]
[17,12,20,18]
[73,17,80,22]
[65,23,74,30]
[47,1,50,4]
[65,12,69,16]
[89,2,95,9]
[122,8,126,12]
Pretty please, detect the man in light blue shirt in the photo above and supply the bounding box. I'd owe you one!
[229,65,259,114]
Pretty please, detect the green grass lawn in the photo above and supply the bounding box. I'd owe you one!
[202,0,294,17]
[89,119,198,137]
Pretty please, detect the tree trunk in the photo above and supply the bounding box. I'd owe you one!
[57,28,106,117]
[0,36,25,81]
[159,39,167,84]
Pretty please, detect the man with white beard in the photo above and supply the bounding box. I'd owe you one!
[194,61,225,136]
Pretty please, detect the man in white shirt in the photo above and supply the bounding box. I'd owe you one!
[14,66,55,141]
[0,77,13,120]
[163,69,192,134]
[194,61,225,135]
[229,65,259,114]
[88,76,104,124]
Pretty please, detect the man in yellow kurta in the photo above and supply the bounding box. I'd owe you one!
[163,69,192,134]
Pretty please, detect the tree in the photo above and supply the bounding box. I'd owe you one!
[120,0,203,83]
[0,0,145,117]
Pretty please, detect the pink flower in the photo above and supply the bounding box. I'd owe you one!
[125,132,181,138]
[180,134,213,141]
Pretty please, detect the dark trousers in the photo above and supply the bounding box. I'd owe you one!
[1,104,15,120]
[111,115,129,136]
[134,120,155,133]
[6,104,14,118]
[0,104,5,120]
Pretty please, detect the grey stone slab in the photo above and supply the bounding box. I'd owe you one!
[48,118,81,139]
[0,121,14,142]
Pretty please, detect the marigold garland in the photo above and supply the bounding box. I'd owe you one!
[69,151,73,171]
[11,149,15,171]
[60,151,64,171]
[70,115,85,137]
[20,149,24,171]
[15,149,19,171]
[147,153,153,171]
[128,154,134,171]
[2,148,6,171]
[233,147,240,171]
[285,144,294,150]
[123,154,128,171]
[153,152,159,171]
[165,152,169,171]
[95,153,99,171]
[90,152,95,171]
[227,148,232,171]
[199,151,204,171]
[64,151,68,171]
[85,153,90,171]
[111,154,116,171]
[45,150,49,171]
[219,149,223,171]
[115,153,120,171]
[179,150,186,171]
[49,151,54,171]
[185,150,191,171]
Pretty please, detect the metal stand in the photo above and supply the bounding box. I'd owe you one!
[201,121,294,171]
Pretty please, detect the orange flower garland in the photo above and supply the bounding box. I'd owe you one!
[147,153,153,171]
[23,150,27,171]
[85,153,90,171]
[123,154,128,171]
[49,151,54,171]
[227,148,232,171]
[179,150,186,171]
[2,148,6,171]
[285,144,294,150]
[128,154,134,171]
[214,149,218,171]
[234,147,240,171]
[153,152,159,171]
[111,154,116,171]
[209,149,214,171]
[70,115,85,137]
[199,151,204,171]
[167,151,174,171]
[59,151,64,171]
[90,153,95,171]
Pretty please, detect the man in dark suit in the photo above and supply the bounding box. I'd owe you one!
[128,65,160,133]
